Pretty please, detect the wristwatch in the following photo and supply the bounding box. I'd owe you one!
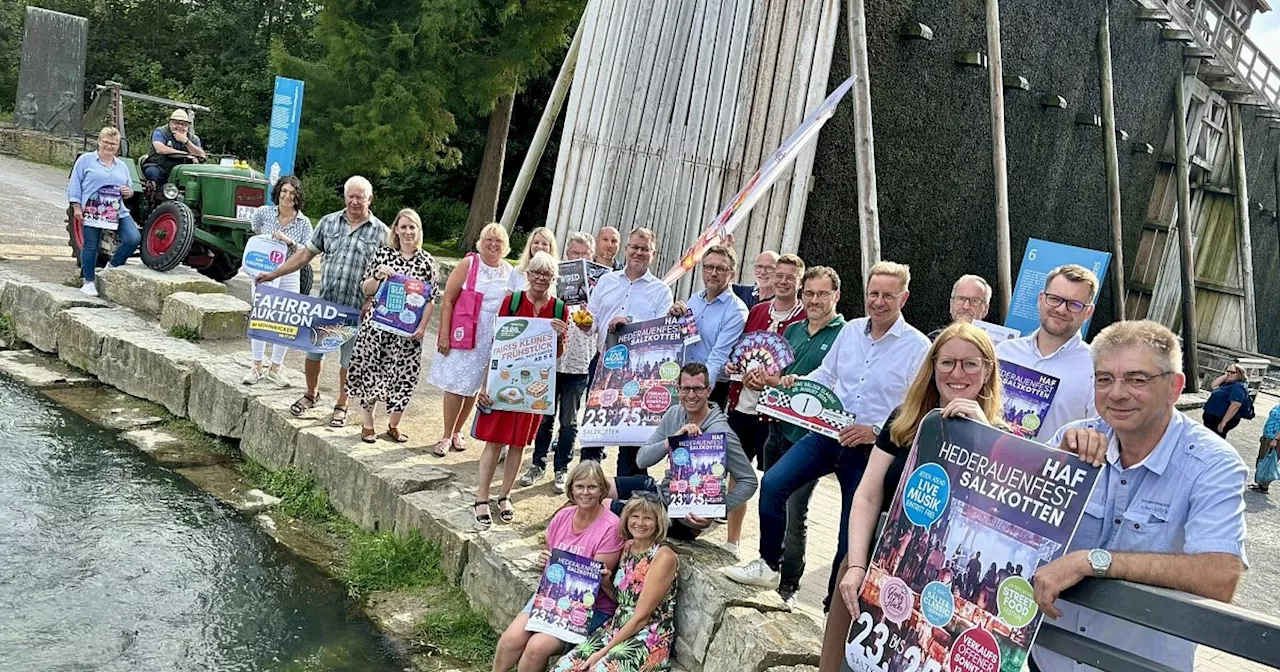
[872,424,882,436]
[1087,548,1112,578]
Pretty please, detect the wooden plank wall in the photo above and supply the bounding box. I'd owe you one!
[546,0,840,298]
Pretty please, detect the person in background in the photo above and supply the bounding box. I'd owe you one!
[522,232,601,493]
[552,495,678,672]
[823,322,1015,669]
[733,250,780,309]
[721,253,806,558]
[606,362,757,542]
[670,245,748,408]
[244,175,312,387]
[594,226,624,271]
[1028,320,1247,672]
[427,223,516,456]
[1203,364,1252,439]
[725,261,930,609]
[1251,401,1280,493]
[67,126,140,297]
[257,175,387,428]
[347,209,439,444]
[927,274,991,340]
[995,264,1099,442]
[492,461,623,672]
[587,228,674,477]
[473,252,568,525]
[509,226,559,291]
[141,109,206,184]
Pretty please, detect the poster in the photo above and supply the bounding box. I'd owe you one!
[487,317,558,415]
[558,259,612,306]
[728,330,795,381]
[82,185,123,230]
[661,76,856,286]
[370,274,432,338]
[974,320,1020,345]
[247,285,359,354]
[758,379,857,439]
[998,361,1060,440]
[1005,240,1110,337]
[241,234,289,277]
[667,433,728,518]
[680,308,701,345]
[526,550,603,644]
[844,411,1101,672]
[264,76,304,204]
[580,316,685,446]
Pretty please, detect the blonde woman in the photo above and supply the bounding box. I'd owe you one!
[508,226,559,291]
[427,222,516,456]
[347,209,439,443]
[66,127,140,296]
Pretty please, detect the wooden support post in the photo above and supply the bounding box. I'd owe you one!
[986,0,1013,319]
[498,14,587,232]
[1229,103,1259,352]
[1174,76,1202,391]
[848,0,881,278]
[1099,4,1127,321]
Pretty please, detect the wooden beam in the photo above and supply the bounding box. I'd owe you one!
[987,0,1013,319]
[848,0,881,278]
[1174,76,1202,392]
[1229,103,1260,351]
[1100,4,1126,321]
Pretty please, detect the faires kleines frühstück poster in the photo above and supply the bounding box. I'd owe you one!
[845,411,1100,672]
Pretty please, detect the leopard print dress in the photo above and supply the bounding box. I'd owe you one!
[346,247,440,412]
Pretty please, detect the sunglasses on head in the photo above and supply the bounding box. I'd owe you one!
[631,490,664,505]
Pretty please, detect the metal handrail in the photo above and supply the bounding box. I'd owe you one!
[1167,0,1280,109]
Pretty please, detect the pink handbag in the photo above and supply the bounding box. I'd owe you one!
[448,252,484,349]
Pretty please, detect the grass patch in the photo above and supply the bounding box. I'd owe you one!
[167,325,202,342]
[241,461,334,523]
[421,240,463,259]
[163,418,240,458]
[343,531,447,598]
[0,313,14,343]
[417,587,500,664]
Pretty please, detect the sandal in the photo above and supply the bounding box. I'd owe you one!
[1249,483,1270,493]
[450,434,466,452]
[290,392,320,417]
[329,405,348,428]
[361,427,376,443]
[384,426,409,444]
[497,496,515,523]
[430,438,450,457]
[473,500,492,528]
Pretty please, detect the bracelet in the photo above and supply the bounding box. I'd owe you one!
[847,563,867,572]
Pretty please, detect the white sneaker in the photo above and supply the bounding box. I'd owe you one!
[721,542,740,559]
[723,558,780,588]
[242,367,264,385]
[265,367,292,387]
[80,282,99,297]
[552,470,568,494]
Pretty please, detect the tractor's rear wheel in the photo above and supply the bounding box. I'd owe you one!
[299,264,314,296]
[140,201,195,272]
[200,250,240,282]
[66,207,111,276]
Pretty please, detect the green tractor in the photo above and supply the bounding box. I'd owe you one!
[68,84,312,292]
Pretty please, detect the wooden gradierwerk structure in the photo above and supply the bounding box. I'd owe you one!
[528,0,1280,365]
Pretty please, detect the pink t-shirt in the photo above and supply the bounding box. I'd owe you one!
[545,506,625,614]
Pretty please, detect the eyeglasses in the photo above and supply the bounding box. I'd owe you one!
[754,264,776,273]
[572,483,602,493]
[935,357,988,374]
[703,264,732,275]
[627,244,653,254]
[1042,292,1088,314]
[529,270,555,280]
[1093,371,1173,389]
[802,290,836,301]
[951,296,986,307]
[678,385,708,394]
[866,291,904,303]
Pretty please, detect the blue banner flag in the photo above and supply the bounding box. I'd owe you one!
[1004,239,1110,337]
[247,285,359,354]
[264,76,304,204]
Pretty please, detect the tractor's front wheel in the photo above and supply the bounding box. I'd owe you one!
[140,201,195,272]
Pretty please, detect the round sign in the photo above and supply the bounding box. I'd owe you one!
[1020,413,1041,433]
[997,576,1038,628]
[603,345,629,370]
[672,448,691,467]
[582,592,595,607]
[673,479,689,493]
[688,474,702,488]
[948,627,1001,672]
[643,386,672,413]
[557,596,572,612]
[920,581,955,627]
[622,380,641,398]
[569,605,588,627]
[879,576,913,625]
[902,463,950,527]
[546,563,566,584]
[600,389,619,406]
[659,361,680,380]
[702,477,722,497]
[710,463,725,477]
[788,392,824,417]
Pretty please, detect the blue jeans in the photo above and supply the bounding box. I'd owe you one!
[761,423,817,594]
[531,372,592,472]
[756,431,871,606]
[81,215,141,282]
[143,164,167,183]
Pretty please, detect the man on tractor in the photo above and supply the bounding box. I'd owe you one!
[141,109,207,185]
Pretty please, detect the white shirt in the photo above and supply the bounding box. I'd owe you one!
[805,315,930,430]
[586,269,674,351]
[996,330,1096,443]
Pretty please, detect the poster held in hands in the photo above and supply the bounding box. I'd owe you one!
[580,316,685,446]
[728,331,796,381]
[247,285,359,354]
[82,186,124,230]
[526,550,603,644]
[997,361,1060,439]
[487,317,559,415]
[667,433,728,518]
[370,274,432,338]
[758,380,857,439]
[558,259,612,306]
[844,411,1101,672]
[241,234,289,277]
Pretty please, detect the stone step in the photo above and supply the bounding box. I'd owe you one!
[97,263,225,316]
[2,279,108,353]
[161,292,251,340]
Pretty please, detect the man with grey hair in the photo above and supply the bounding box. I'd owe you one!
[733,250,780,309]
[1030,319,1247,672]
[258,175,388,427]
[927,274,992,340]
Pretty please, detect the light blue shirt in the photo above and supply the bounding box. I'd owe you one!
[1033,411,1248,672]
[67,151,133,206]
[1264,405,1280,440]
[684,288,748,383]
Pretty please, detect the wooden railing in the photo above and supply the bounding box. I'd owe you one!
[1167,0,1280,109]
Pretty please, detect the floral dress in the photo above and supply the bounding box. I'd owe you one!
[346,247,440,413]
[553,543,677,672]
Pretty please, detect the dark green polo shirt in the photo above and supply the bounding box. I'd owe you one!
[778,314,847,443]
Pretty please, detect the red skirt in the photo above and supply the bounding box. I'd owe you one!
[472,409,541,448]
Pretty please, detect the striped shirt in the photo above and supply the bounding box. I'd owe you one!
[305,210,388,309]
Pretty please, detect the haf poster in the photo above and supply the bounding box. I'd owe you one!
[580,316,684,446]
[526,550,603,644]
[997,361,1060,440]
[666,433,728,518]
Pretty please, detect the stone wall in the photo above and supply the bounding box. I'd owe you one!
[0,123,87,166]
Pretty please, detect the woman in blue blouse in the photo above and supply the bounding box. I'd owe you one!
[66,127,141,296]
[1251,403,1280,493]
[1203,364,1252,439]
[245,175,313,387]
